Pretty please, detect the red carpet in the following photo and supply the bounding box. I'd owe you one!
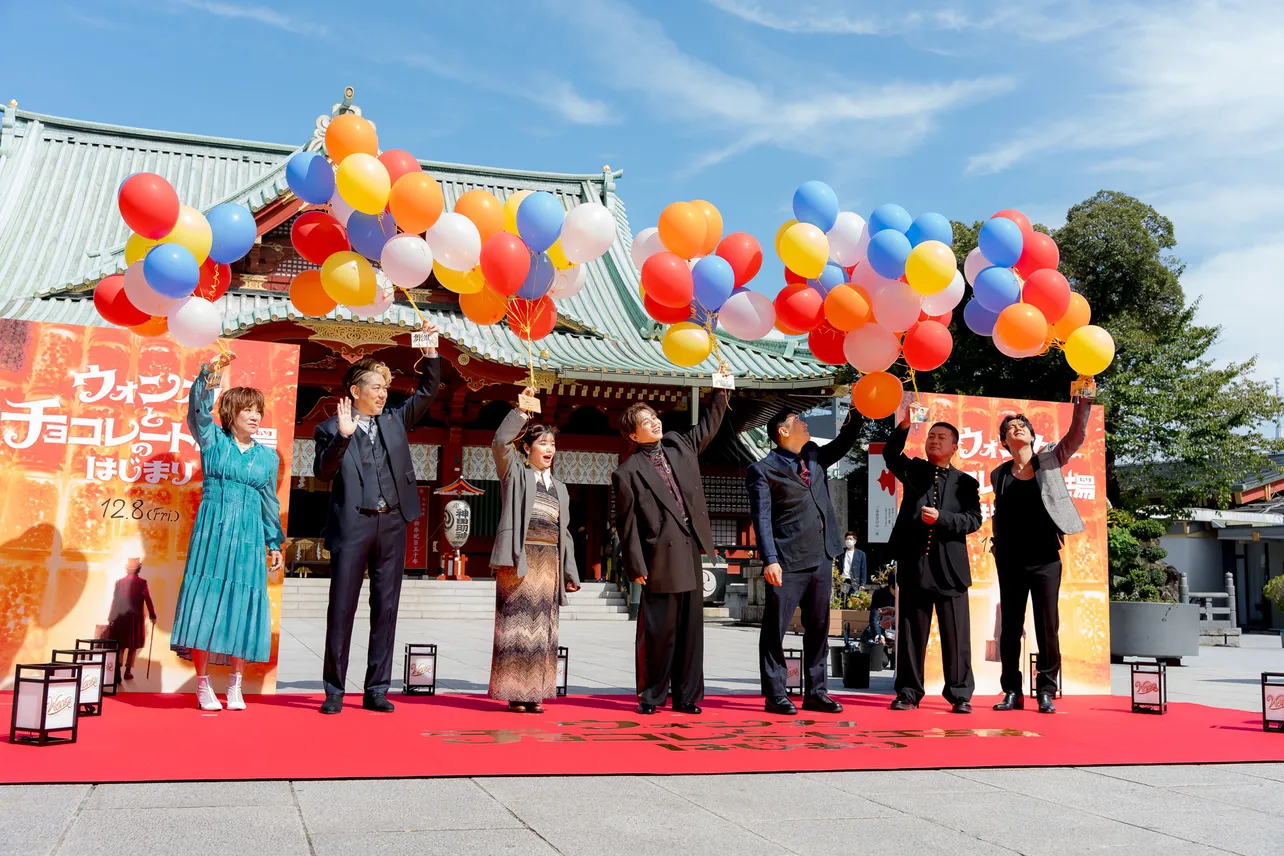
[2,692,1281,784]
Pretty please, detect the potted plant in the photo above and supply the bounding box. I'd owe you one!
[1264,575,1284,644]
[1108,511,1199,662]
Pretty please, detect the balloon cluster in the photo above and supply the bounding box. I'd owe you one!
[962,209,1115,378]
[285,113,616,343]
[94,174,258,346]
[631,200,765,368]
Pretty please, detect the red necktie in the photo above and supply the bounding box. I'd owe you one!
[799,459,811,487]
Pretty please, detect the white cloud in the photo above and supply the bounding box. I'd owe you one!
[1183,238,1284,383]
[173,0,328,37]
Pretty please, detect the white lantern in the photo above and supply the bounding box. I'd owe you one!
[53,649,105,716]
[404,643,437,696]
[77,638,120,695]
[10,663,82,745]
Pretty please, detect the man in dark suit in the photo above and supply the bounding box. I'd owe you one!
[612,389,727,715]
[748,400,862,716]
[314,324,441,715]
[883,411,982,713]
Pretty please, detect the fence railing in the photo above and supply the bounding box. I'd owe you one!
[1181,571,1238,627]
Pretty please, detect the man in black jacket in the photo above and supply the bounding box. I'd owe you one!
[612,389,727,716]
[883,410,982,713]
[748,399,862,716]
[314,324,441,715]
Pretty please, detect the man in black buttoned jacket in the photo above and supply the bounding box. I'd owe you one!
[612,389,727,716]
[883,410,982,713]
[314,325,441,715]
[748,398,863,716]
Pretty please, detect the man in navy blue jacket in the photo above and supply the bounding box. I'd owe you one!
[748,399,863,716]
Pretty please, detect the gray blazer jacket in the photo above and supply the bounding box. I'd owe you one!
[488,407,580,604]
[990,398,1093,545]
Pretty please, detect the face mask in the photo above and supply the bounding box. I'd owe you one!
[845,539,856,548]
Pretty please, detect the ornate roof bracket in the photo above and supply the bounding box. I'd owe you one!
[299,320,402,363]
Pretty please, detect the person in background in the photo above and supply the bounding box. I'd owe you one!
[170,350,285,711]
[487,388,581,713]
[840,531,867,590]
[991,396,1093,714]
[106,557,156,681]
[867,570,897,650]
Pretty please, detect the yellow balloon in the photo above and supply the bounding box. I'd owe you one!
[546,240,573,271]
[1064,324,1115,376]
[162,205,212,264]
[904,240,957,296]
[434,262,486,294]
[321,251,377,306]
[125,233,159,266]
[662,321,713,368]
[335,153,391,215]
[774,219,798,257]
[779,222,828,279]
[503,190,533,235]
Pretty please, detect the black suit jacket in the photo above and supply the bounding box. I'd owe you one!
[314,356,441,551]
[746,411,863,573]
[883,424,982,591]
[612,390,727,594]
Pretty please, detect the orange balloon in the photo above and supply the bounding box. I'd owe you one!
[1050,291,1091,341]
[129,315,169,338]
[994,303,1049,352]
[290,270,338,316]
[824,284,872,332]
[324,113,378,164]
[454,189,505,242]
[775,318,805,337]
[853,371,904,419]
[657,201,706,260]
[690,200,723,256]
[460,285,508,326]
[389,173,445,234]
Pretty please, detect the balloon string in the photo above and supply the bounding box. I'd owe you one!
[909,368,921,403]
[398,285,430,374]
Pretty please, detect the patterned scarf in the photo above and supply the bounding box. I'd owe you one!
[638,441,687,520]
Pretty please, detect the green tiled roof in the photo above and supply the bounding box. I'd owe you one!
[0,100,833,389]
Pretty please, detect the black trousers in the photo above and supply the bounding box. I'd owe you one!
[895,584,974,704]
[997,556,1062,695]
[323,510,408,696]
[760,565,831,698]
[636,587,705,708]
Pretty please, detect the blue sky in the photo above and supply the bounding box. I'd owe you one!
[7,0,1282,383]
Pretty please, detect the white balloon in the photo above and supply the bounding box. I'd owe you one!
[425,212,482,272]
[550,264,588,300]
[871,281,924,332]
[717,289,775,340]
[630,226,665,272]
[964,246,991,285]
[348,272,395,318]
[826,212,868,266]
[560,202,616,264]
[922,270,965,315]
[843,323,900,373]
[329,189,356,227]
[687,254,703,270]
[380,234,434,289]
[167,297,222,348]
[123,261,178,316]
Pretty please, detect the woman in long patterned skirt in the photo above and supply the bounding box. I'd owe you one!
[488,388,580,712]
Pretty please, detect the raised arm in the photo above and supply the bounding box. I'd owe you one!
[818,408,865,469]
[882,419,913,482]
[935,474,983,536]
[612,471,648,584]
[1049,397,1092,468]
[678,388,728,454]
[746,464,779,567]
[259,454,286,551]
[393,355,442,431]
[492,406,530,482]
[186,365,223,451]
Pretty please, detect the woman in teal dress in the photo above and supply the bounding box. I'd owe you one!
[171,350,285,711]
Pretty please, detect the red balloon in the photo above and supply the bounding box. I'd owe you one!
[1014,230,1060,279]
[291,211,349,265]
[480,232,532,297]
[641,252,694,309]
[918,308,954,327]
[992,208,1033,238]
[643,295,693,324]
[93,273,149,326]
[194,258,232,301]
[118,173,180,239]
[378,150,422,187]
[508,296,557,341]
[714,231,763,287]
[784,267,806,286]
[774,282,825,333]
[1023,268,1072,324]
[902,320,953,371]
[807,322,847,365]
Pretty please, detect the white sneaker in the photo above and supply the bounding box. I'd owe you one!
[226,673,246,711]
[197,675,222,711]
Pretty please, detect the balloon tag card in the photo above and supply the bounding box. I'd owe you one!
[909,402,930,424]
[518,392,542,413]
[411,331,439,349]
[1071,376,1096,400]
[712,371,735,390]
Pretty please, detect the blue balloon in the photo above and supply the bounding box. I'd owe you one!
[867,229,912,279]
[516,191,565,253]
[905,212,953,248]
[347,211,397,261]
[868,203,913,235]
[978,217,1024,267]
[206,203,257,264]
[808,261,846,297]
[517,252,557,300]
[972,265,1020,312]
[692,255,735,311]
[792,181,840,233]
[285,152,335,205]
[963,299,999,337]
[143,244,199,299]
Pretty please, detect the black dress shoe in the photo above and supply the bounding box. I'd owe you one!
[802,693,844,714]
[638,701,657,715]
[673,703,702,715]
[320,694,343,715]
[993,692,1024,711]
[362,692,395,713]
[952,700,973,714]
[1037,692,1056,714]
[889,694,918,711]
[765,695,798,716]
